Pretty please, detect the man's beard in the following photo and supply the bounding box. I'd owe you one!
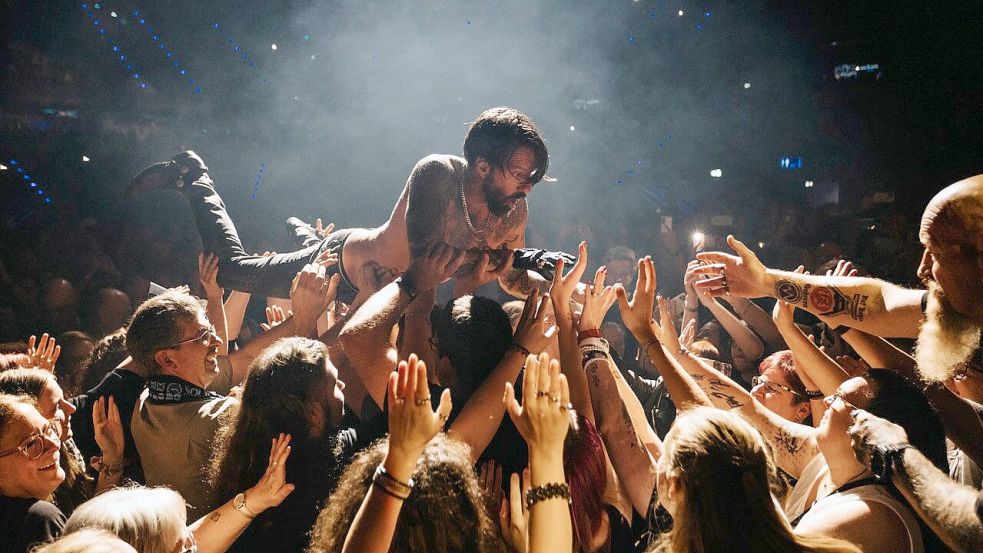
[482,173,524,217]
[914,281,981,382]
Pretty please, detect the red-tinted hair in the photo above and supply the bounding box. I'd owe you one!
[758,350,807,400]
[564,413,607,553]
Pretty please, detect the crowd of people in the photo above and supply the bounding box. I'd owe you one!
[1,107,982,553]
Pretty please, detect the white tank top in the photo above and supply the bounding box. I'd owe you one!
[796,481,924,553]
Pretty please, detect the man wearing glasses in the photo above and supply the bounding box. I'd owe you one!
[126,268,331,520]
[127,106,557,304]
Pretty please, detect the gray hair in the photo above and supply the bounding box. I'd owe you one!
[63,486,187,553]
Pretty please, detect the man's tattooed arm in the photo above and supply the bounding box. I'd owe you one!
[774,279,870,321]
[766,271,925,338]
[499,268,551,299]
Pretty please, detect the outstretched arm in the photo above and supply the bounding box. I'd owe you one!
[772,300,850,396]
[693,235,925,338]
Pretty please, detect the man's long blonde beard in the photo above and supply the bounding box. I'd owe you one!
[914,282,981,382]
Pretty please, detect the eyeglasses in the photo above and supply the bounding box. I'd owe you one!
[751,376,806,400]
[163,324,217,349]
[0,418,61,460]
[954,361,983,382]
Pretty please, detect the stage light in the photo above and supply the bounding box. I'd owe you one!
[271,43,278,50]
[691,231,705,246]
[678,10,684,16]
[569,125,576,132]
[779,156,802,170]
[81,155,90,162]
[0,164,6,171]
[805,180,814,188]
[744,82,751,89]
[710,169,722,178]
[758,241,766,248]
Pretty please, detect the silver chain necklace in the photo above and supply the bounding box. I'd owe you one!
[460,177,517,239]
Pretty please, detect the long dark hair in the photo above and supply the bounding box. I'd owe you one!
[210,337,334,502]
[307,435,507,553]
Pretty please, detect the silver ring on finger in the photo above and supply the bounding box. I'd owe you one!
[414,397,431,407]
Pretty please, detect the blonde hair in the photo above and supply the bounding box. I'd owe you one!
[63,486,187,553]
[33,529,137,553]
[657,408,860,553]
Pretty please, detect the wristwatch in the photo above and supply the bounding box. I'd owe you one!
[394,275,418,301]
[869,442,911,482]
[233,492,260,518]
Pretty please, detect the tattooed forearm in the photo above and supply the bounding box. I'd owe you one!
[499,268,550,298]
[774,279,869,321]
[775,427,805,455]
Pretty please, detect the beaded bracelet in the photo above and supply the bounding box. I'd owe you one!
[90,456,126,477]
[581,349,608,369]
[525,482,572,508]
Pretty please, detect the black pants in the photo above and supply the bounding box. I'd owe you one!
[184,172,359,302]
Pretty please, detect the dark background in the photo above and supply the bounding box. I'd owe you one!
[2,0,981,274]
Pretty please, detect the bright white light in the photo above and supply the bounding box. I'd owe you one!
[804,180,814,188]
[855,66,860,71]
[691,231,705,245]
[710,169,722,178]
[0,164,6,171]
[310,54,316,60]
[81,155,90,162]
[271,44,278,50]
[743,82,751,89]
[110,11,117,17]
[678,9,684,16]
[569,125,576,132]
[758,241,766,248]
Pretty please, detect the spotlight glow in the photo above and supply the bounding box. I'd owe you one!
[678,10,684,16]
[569,125,576,132]
[81,155,90,162]
[692,231,705,245]
[710,169,722,178]
[271,43,278,50]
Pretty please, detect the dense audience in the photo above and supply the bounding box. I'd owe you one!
[2,112,983,553]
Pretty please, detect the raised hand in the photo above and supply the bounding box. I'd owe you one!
[290,264,341,334]
[503,352,571,456]
[578,267,621,332]
[244,433,296,512]
[499,468,531,553]
[260,305,291,332]
[772,298,797,329]
[198,252,223,299]
[315,218,335,239]
[679,318,696,350]
[403,242,467,294]
[846,406,909,467]
[692,235,769,298]
[615,256,657,337]
[385,355,453,478]
[651,296,683,355]
[834,355,871,378]
[479,460,504,520]
[93,396,124,465]
[827,259,859,278]
[314,249,339,269]
[549,241,588,320]
[513,289,558,355]
[453,249,514,298]
[26,333,60,373]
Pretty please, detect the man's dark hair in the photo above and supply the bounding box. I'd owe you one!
[125,290,201,373]
[463,107,549,184]
[432,295,512,407]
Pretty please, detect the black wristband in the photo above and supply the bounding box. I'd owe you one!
[394,275,418,301]
[525,482,571,508]
[805,390,824,400]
